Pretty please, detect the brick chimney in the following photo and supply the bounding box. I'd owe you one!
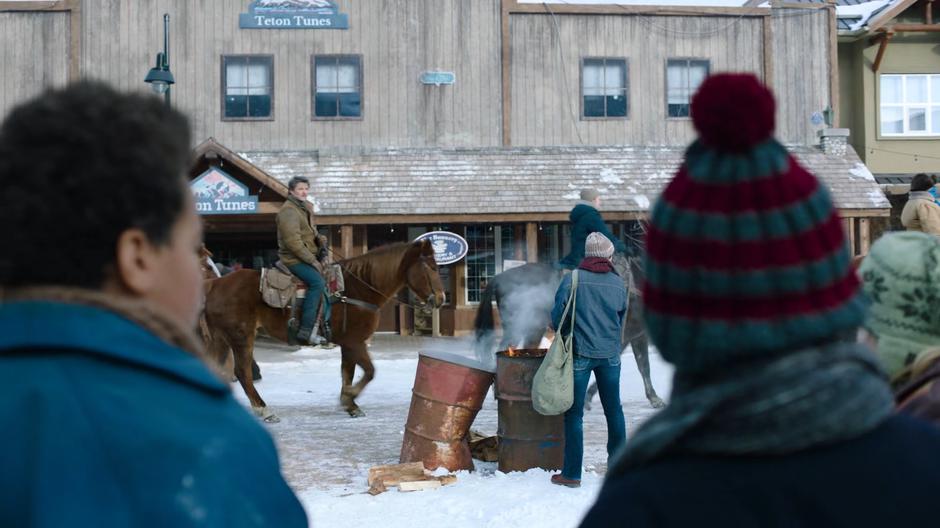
[818,128,850,157]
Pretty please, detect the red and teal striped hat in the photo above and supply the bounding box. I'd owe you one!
[643,73,866,373]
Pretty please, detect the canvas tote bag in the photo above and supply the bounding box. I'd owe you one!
[532,270,579,416]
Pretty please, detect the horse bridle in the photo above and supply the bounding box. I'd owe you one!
[327,247,441,313]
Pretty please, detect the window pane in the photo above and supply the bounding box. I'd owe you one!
[606,92,627,117]
[226,63,247,91]
[689,61,709,95]
[933,76,940,103]
[933,107,940,133]
[465,225,496,304]
[667,62,689,105]
[338,92,361,117]
[881,75,902,104]
[604,60,626,93]
[909,107,927,132]
[247,63,269,90]
[225,95,248,117]
[247,95,271,117]
[583,60,603,89]
[668,103,690,118]
[583,95,605,117]
[881,106,903,134]
[907,75,928,103]
[337,58,359,90]
[316,60,338,91]
[315,93,338,116]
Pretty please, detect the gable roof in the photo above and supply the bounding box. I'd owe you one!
[191,137,288,199]
[238,145,889,222]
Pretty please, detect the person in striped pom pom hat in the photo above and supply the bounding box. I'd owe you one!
[580,73,940,527]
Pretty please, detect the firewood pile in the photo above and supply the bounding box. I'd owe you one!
[367,462,458,495]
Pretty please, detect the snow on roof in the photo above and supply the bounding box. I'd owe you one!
[240,145,890,217]
[835,0,893,31]
[516,0,757,5]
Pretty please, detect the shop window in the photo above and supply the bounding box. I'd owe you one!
[313,55,362,119]
[880,74,940,136]
[666,59,709,118]
[582,58,628,119]
[222,55,273,120]
[465,225,496,304]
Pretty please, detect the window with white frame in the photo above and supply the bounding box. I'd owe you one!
[666,59,709,118]
[222,55,273,120]
[880,74,940,136]
[582,58,628,118]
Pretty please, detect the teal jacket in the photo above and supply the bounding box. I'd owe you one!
[0,300,307,527]
[558,203,627,269]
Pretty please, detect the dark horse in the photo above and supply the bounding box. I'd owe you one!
[473,254,664,409]
[203,240,445,421]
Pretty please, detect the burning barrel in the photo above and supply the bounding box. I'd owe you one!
[496,348,564,473]
[400,350,495,472]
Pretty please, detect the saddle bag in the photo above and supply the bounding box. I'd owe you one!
[260,267,298,309]
[325,263,345,297]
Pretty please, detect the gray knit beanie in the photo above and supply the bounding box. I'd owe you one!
[585,232,615,259]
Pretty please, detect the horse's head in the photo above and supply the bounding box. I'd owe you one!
[404,239,446,309]
[199,244,221,279]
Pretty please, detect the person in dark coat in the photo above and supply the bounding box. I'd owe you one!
[558,189,627,270]
[0,82,307,527]
[550,233,628,488]
[580,73,940,527]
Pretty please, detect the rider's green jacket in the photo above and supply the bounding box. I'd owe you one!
[276,195,324,269]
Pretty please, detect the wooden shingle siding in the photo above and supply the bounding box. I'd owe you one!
[771,8,831,145]
[509,14,765,147]
[0,11,69,120]
[76,0,502,151]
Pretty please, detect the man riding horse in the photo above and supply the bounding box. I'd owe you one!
[277,176,332,345]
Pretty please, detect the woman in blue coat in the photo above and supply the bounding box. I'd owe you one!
[0,82,306,527]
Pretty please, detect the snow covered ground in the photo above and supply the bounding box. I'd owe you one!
[234,336,673,528]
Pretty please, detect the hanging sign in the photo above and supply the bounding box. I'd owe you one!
[240,0,349,29]
[191,167,259,215]
[420,71,456,86]
[415,231,469,266]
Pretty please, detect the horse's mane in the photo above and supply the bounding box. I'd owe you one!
[339,242,421,286]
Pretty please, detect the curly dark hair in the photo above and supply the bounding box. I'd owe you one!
[911,173,937,192]
[0,81,192,289]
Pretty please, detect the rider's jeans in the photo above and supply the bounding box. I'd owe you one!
[562,355,627,481]
[287,262,330,331]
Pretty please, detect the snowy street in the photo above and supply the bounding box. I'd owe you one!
[235,336,673,528]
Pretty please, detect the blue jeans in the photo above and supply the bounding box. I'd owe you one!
[287,263,331,331]
[562,355,627,480]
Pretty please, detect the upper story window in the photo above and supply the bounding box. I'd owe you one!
[222,55,273,120]
[582,58,628,119]
[880,74,940,137]
[666,59,709,118]
[313,55,362,119]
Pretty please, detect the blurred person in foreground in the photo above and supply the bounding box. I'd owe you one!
[859,231,940,425]
[580,73,939,527]
[0,82,307,527]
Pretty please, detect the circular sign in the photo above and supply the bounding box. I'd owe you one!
[415,231,468,266]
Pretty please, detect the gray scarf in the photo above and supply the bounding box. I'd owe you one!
[606,341,893,479]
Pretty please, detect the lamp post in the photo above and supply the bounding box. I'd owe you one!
[144,13,174,106]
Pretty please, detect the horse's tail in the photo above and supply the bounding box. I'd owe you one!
[473,277,499,359]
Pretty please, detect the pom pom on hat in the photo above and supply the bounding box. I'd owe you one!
[691,73,776,153]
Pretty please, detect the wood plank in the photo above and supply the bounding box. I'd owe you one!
[507,3,768,16]
[340,224,354,259]
[68,0,80,81]
[827,1,839,127]
[858,218,871,254]
[762,14,773,87]
[501,0,511,146]
[526,222,538,263]
[398,480,442,492]
[0,1,69,11]
[367,462,425,487]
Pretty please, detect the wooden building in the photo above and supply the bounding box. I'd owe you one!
[0,0,890,335]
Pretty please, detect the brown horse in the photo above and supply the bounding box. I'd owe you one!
[203,240,445,421]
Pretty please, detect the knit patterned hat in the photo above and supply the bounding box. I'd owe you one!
[643,73,866,373]
[585,232,615,259]
[859,231,940,379]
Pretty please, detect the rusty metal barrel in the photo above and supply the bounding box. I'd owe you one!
[496,348,564,473]
[400,350,495,472]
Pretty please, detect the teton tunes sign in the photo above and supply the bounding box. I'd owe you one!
[191,167,259,215]
[239,0,349,29]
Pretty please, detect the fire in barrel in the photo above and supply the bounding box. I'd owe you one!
[496,347,564,473]
[399,350,495,472]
